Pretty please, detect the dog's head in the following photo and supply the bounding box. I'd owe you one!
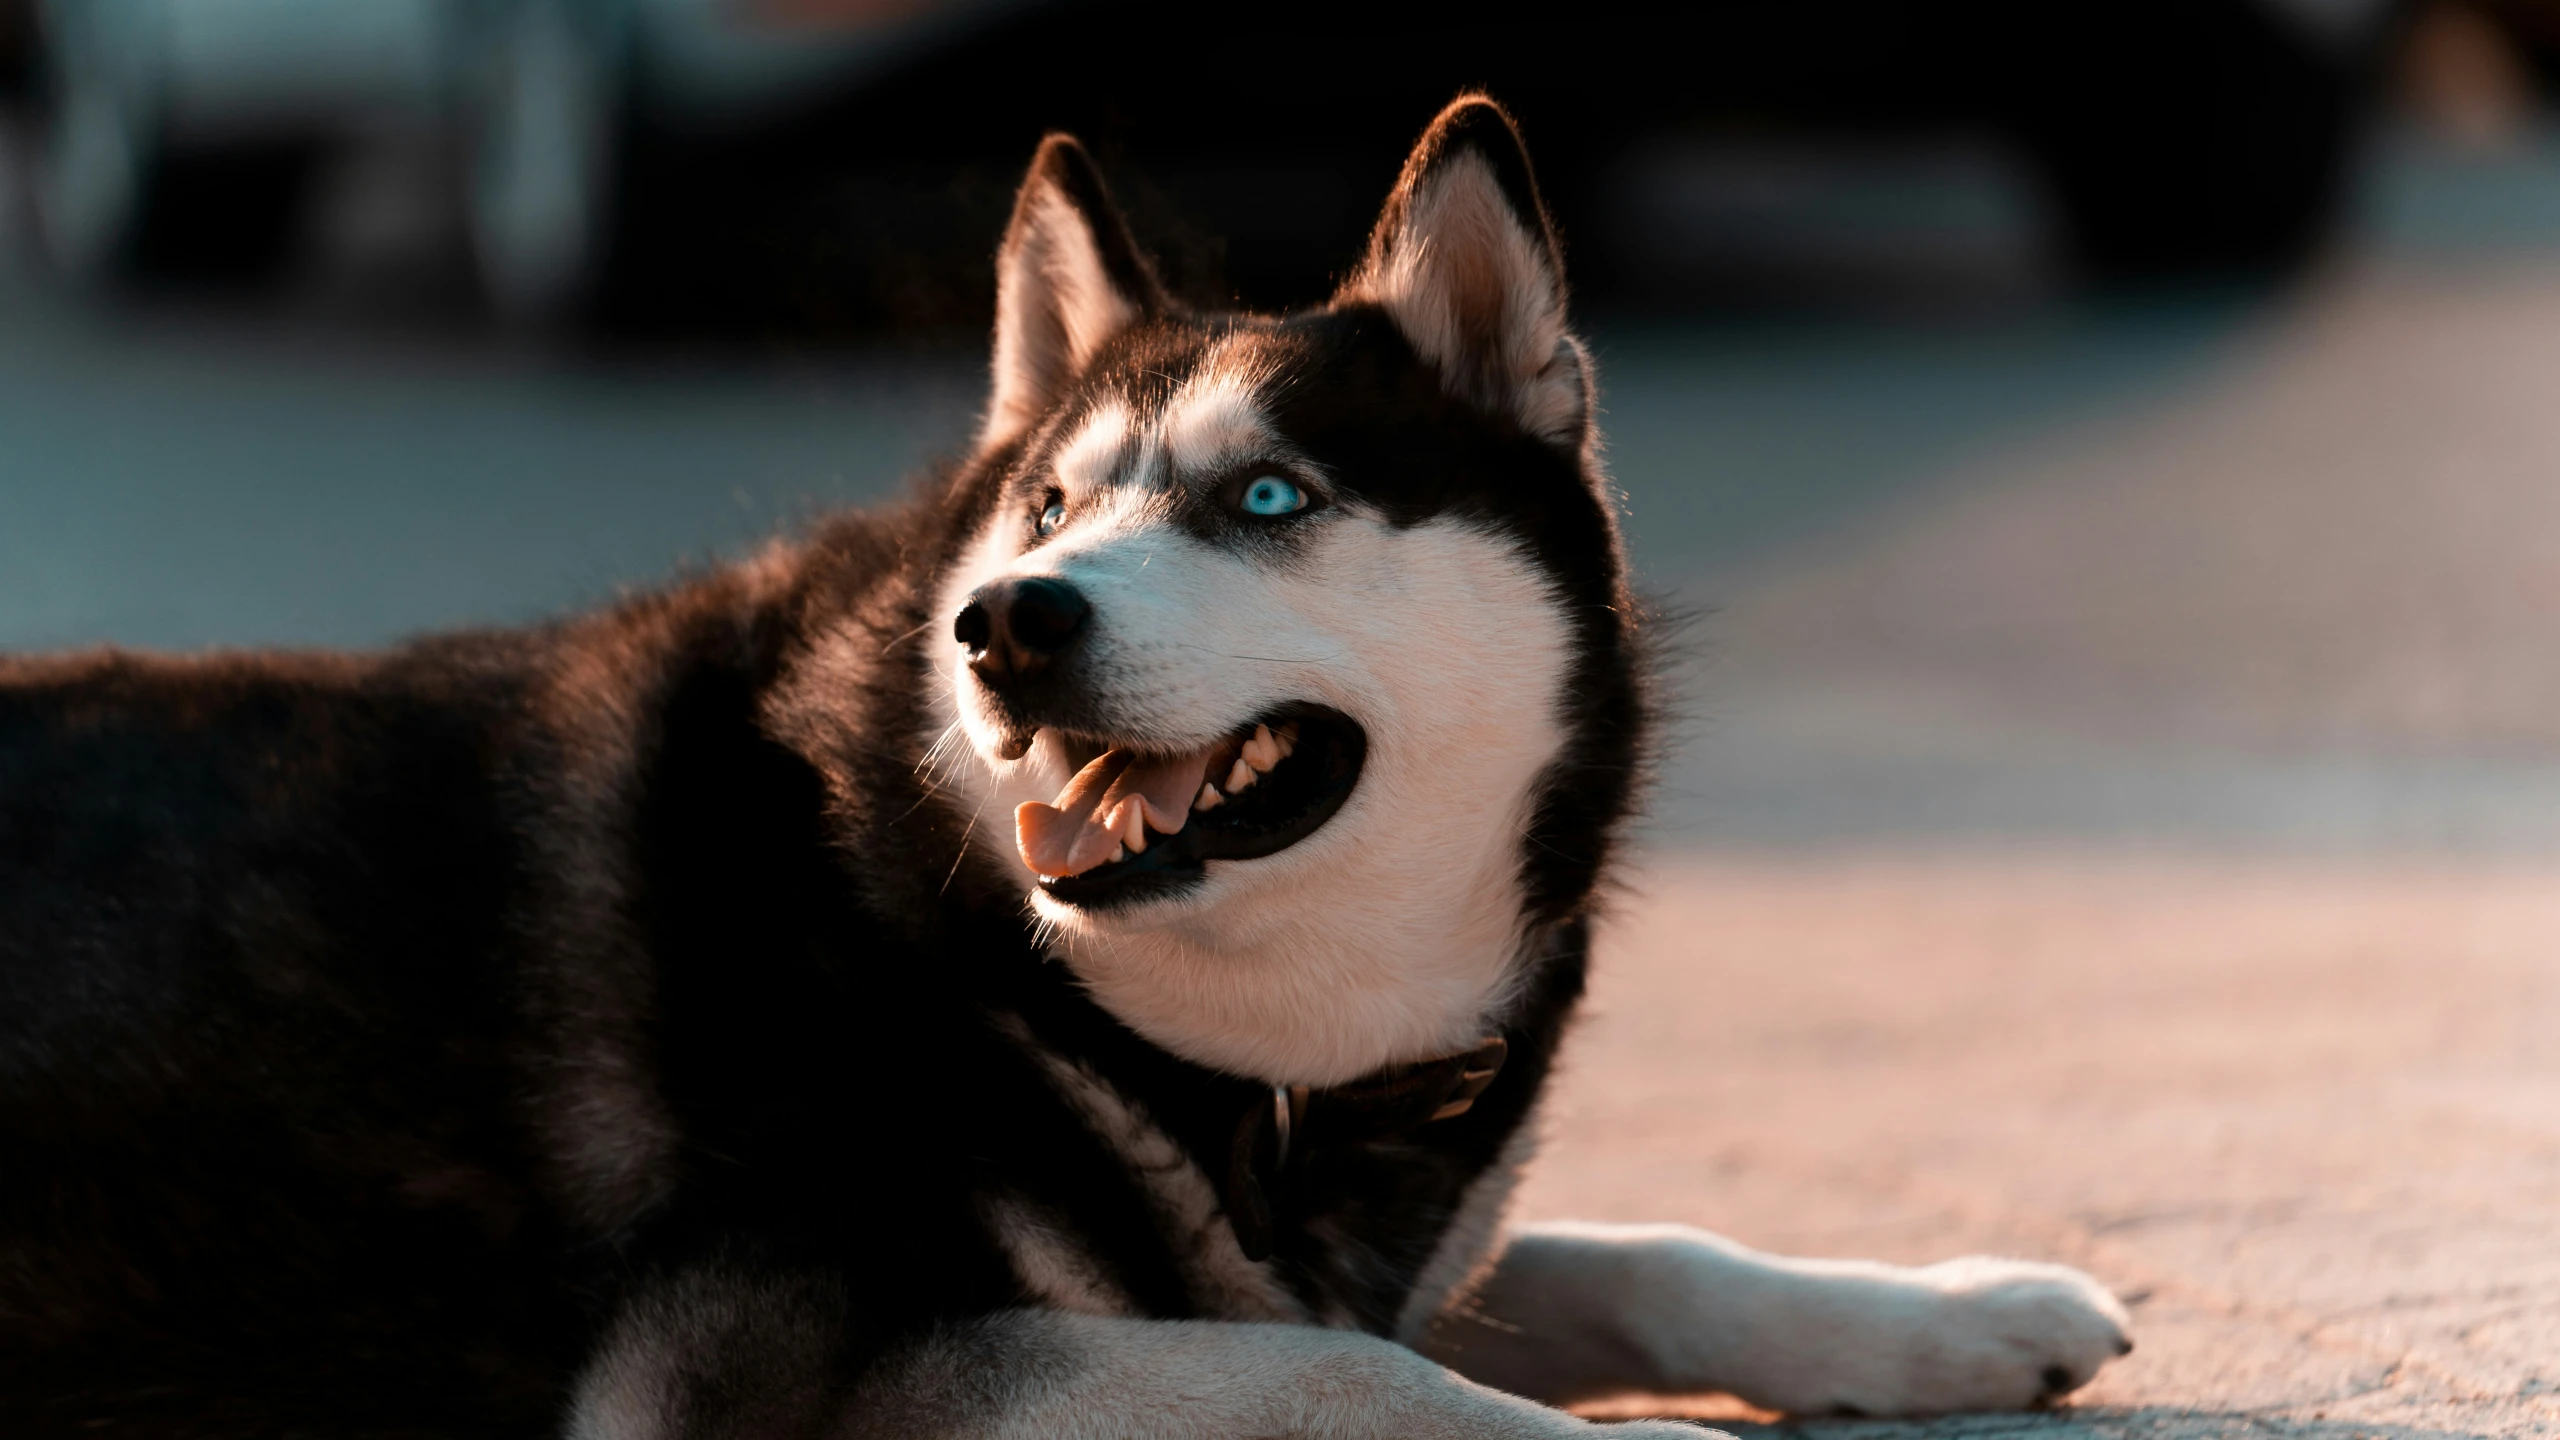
[928,98,1642,1085]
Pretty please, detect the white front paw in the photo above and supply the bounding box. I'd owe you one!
[1815,1257,2134,1416]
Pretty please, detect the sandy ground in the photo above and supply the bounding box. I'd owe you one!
[1520,856,2560,1438]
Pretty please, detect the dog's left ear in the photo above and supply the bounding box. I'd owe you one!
[1338,96,1589,446]
[983,134,1168,448]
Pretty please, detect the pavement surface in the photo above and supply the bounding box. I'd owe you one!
[1658,260,2560,852]
[1532,857,2560,1438]
[4,125,2560,1439]
[1543,238,2560,1434]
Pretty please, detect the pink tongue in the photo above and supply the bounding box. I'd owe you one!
[1016,745,1215,879]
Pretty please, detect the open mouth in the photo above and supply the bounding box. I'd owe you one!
[1015,704,1367,910]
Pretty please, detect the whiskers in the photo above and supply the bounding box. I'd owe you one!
[940,790,992,897]
[915,718,976,791]
[912,717,1018,899]
[876,616,942,657]
[895,717,982,830]
[1026,904,1075,956]
[906,719,1000,897]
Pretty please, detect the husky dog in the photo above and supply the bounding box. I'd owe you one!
[0,98,2131,1438]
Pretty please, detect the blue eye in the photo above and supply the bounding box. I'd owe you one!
[1239,476,1307,517]
[1036,495,1066,537]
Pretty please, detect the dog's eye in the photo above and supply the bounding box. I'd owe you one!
[1036,493,1066,538]
[1237,476,1308,518]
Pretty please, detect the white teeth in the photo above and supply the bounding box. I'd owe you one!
[1114,799,1148,853]
[1244,725,1279,773]
[1226,758,1256,793]
[1194,783,1223,811]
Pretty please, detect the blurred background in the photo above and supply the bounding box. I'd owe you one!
[5,2,2560,1429]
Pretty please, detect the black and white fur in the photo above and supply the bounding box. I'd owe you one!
[0,99,2130,1439]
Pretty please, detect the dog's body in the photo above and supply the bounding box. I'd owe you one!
[0,101,2131,1439]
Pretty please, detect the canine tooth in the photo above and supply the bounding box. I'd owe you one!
[1226,758,1255,792]
[1244,726,1278,772]
[1112,798,1148,853]
[1195,783,1223,811]
[1137,794,1188,836]
[1273,724,1296,759]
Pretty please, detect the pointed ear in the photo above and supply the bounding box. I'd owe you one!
[1337,96,1589,445]
[981,134,1167,448]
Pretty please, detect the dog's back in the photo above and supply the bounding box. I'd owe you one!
[0,642,588,1430]
[0,547,975,1434]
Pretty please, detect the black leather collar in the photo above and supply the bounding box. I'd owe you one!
[1222,1036,1508,1261]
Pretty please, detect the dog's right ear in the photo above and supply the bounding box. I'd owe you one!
[981,135,1166,449]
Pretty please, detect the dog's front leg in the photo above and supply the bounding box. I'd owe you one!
[847,1311,1712,1440]
[569,1265,1702,1439]
[1420,1222,2134,1417]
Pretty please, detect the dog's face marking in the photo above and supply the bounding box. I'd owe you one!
[1051,402,1139,494]
[1160,361,1280,478]
[927,118,1629,1088]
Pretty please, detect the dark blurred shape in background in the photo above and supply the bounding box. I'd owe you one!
[0,0,2429,336]
[0,0,1033,327]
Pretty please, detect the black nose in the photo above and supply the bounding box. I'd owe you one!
[956,577,1091,689]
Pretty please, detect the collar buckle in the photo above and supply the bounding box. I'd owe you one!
[1225,1035,1510,1262]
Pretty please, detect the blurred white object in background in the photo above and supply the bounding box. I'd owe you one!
[465,0,619,319]
[28,0,158,280]
[18,0,1000,322]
